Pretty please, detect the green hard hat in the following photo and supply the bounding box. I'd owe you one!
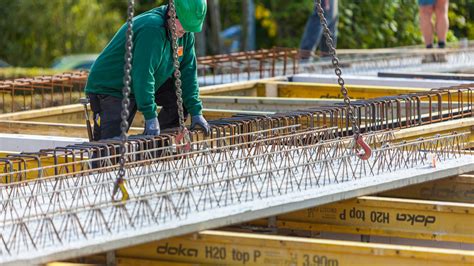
[175,0,207,33]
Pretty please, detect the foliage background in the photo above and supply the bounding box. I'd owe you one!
[0,0,472,67]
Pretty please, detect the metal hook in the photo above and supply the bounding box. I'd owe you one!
[112,178,130,202]
[176,127,192,153]
[355,135,372,160]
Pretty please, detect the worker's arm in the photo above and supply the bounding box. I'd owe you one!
[131,27,164,120]
[179,33,203,116]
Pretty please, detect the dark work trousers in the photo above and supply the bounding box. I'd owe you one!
[88,78,188,141]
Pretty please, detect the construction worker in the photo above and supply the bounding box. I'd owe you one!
[85,1,210,141]
[418,0,449,49]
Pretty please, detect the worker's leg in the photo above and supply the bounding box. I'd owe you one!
[88,93,137,140]
[299,5,324,59]
[320,0,339,55]
[434,0,449,48]
[155,78,189,130]
[418,0,435,47]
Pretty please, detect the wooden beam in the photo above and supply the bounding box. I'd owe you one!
[200,77,284,96]
[201,96,341,112]
[0,108,273,138]
[116,230,474,265]
[46,263,98,266]
[392,117,474,147]
[379,174,474,203]
[117,257,193,266]
[248,196,474,243]
[0,104,83,121]
[0,120,142,138]
[268,81,428,99]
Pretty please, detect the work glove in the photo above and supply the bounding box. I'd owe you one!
[143,117,160,136]
[191,115,211,136]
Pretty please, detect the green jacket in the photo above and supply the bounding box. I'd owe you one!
[85,5,202,120]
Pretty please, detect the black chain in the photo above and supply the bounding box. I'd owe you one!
[314,0,360,136]
[118,0,134,186]
[168,0,187,132]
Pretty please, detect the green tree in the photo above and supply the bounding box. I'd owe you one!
[0,0,122,67]
[449,0,474,41]
[238,0,473,51]
[338,0,422,49]
[1,0,473,66]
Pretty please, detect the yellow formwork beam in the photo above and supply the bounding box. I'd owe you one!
[379,174,474,203]
[0,151,83,182]
[259,81,471,102]
[46,263,98,266]
[200,77,282,96]
[0,152,91,184]
[117,257,194,266]
[117,230,474,266]
[0,120,143,138]
[266,81,428,99]
[21,109,271,125]
[50,257,194,266]
[0,107,272,139]
[392,118,474,147]
[202,79,461,99]
[249,196,474,243]
[1,109,268,126]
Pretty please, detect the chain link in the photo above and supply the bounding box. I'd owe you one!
[314,0,360,136]
[118,0,134,184]
[168,0,187,132]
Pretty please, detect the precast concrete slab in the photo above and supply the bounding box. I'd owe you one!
[0,133,87,152]
[0,130,472,265]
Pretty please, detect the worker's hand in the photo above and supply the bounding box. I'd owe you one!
[143,117,160,136]
[191,115,211,136]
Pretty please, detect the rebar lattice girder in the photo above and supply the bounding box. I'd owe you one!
[0,127,470,261]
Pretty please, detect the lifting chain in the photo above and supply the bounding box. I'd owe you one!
[314,0,371,160]
[112,0,134,202]
[168,0,192,152]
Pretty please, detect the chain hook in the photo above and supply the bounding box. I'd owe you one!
[112,176,130,202]
[176,127,192,153]
[354,134,372,160]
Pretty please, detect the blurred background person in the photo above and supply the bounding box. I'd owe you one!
[418,0,449,49]
[299,0,339,61]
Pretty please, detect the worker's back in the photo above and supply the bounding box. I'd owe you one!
[85,5,191,100]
